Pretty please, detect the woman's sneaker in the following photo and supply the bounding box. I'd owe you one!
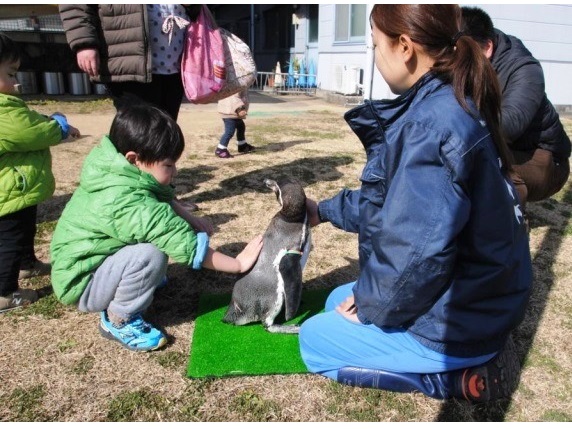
[0,288,39,313]
[99,311,167,352]
[238,142,256,153]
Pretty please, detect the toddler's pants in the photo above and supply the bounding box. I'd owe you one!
[0,205,37,296]
[219,118,245,148]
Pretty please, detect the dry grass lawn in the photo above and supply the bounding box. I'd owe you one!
[1,93,571,422]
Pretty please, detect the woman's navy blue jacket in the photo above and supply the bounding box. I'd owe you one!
[318,73,532,358]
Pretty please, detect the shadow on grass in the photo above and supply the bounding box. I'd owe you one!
[435,181,572,421]
[37,193,73,223]
[183,155,354,205]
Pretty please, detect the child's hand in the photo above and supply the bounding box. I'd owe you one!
[67,125,81,139]
[189,215,214,236]
[236,234,263,273]
[237,109,247,118]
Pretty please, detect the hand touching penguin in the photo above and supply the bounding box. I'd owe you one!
[223,178,311,334]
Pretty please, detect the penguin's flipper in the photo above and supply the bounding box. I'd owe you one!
[278,251,303,321]
[266,323,300,334]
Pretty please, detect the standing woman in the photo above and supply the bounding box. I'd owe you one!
[59,4,201,122]
[300,4,532,402]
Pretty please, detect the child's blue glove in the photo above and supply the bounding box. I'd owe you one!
[50,113,70,139]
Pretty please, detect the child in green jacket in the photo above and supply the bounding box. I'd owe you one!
[0,33,80,313]
[50,103,262,352]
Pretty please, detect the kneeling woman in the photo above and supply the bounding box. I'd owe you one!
[300,4,532,402]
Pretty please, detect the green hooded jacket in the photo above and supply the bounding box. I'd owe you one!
[50,136,208,305]
[0,93,63,216]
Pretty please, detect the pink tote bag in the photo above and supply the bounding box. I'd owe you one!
[181,6,226,104]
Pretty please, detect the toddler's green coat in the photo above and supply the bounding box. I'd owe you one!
[0,93,63,216]
[51,136,203,305]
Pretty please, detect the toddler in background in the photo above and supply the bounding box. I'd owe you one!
[0,32,80,312]
[215,90,255,158]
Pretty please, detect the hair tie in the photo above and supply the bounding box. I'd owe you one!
[451,31,464,46]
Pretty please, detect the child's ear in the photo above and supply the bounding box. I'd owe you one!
[125,151,138,165]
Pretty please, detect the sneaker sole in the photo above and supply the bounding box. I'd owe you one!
[19,270,50,280]
[0,305,29,314]
[461,337,520,402]
[98,323,167,352]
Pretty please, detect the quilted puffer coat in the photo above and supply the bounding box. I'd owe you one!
[50,136,209,305]
[59,4,152,83]
[0,94,63,216]
[492,29,571,160]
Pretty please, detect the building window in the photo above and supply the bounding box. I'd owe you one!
[334,4,366,42]
[308,4,319,44]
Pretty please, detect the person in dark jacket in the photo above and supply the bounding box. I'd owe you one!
[59,4,201,122]
[461,6,571,207]
[299,4,532,403]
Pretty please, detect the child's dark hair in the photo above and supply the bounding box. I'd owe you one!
[0,32,21,65]
[109,103,185,163]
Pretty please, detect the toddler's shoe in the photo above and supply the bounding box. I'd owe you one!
[238,142,256,153]
[99,311,167,352]
[215,148,233,158]
[0,288,39,313]
[19,259,51,279]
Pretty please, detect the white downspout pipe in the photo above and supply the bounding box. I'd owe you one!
[363,4,375,101]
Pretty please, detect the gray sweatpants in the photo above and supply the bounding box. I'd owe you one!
[78,243,168,320]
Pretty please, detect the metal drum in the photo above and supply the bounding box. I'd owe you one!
[42,72,65,95]
[68,72,91,95]
[15,71,38,94]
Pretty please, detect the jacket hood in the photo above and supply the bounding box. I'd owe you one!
[81,136,175,202]
[492,29,539,74]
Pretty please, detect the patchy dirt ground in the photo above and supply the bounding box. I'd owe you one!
[1,93,571,422]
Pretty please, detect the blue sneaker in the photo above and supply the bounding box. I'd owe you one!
[99,311,167,352]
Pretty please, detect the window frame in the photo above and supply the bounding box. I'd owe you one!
[334,4,367,44]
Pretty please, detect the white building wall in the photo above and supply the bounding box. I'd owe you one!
[309,4,572,106]
[474,4,572,106]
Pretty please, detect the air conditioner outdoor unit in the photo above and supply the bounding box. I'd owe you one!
[333,65,360,95]
[343,65,360,95]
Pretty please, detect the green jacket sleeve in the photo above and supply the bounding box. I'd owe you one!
[0,99,62,154]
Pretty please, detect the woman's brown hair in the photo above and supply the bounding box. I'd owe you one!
[370,4,512,171]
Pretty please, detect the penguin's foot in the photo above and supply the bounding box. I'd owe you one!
[266,324,300,334]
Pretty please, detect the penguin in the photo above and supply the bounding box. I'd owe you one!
[222,178,311,334]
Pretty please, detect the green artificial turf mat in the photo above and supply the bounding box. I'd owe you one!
[187,288,332,378]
